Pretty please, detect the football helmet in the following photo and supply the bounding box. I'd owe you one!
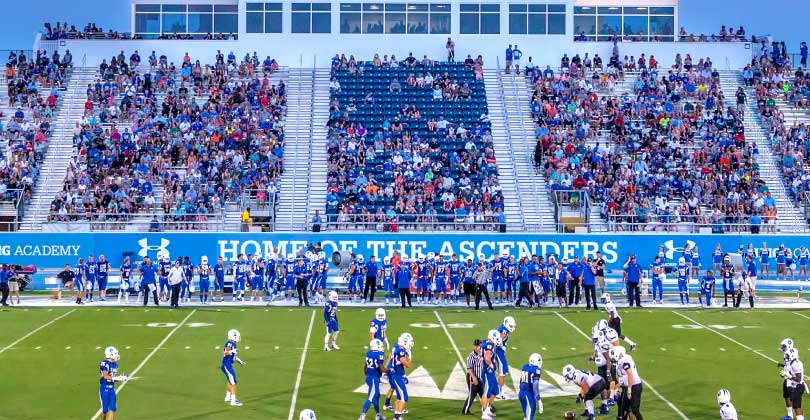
[299,409,317,420]
[228,329,241,342]
[562,364,576,382]
[287,254,295,261]
[357,254,364,264]
[383,256,391,264]
[487,329,502,347]
[398,332,414,350]
[529,353,543,368]
[329,291,339,302]
[716,389,731,405]
[787,347,799,362]
[375,308,386,321]
[104,346,120,361]
[503,316,516,333]
[370,339,384,352]
[678,257,685,264]
[601,293,611,303]
[780,338,794,352]
[596,319,608,331]
[201,255,208,264]
[609,345,626,362]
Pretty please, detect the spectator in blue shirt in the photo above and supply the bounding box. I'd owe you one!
[364,256,379,302]
[566,257,583,305]
[623,255,643,307]
[582,258,598,310]
[0,265,9,306]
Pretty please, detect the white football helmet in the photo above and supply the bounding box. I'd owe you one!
[605,301,616,314]
[487,329,502,347]
[787,347,800,362]
[398,332,414,350]
[375,308,386,321]
[370,339,384,352]
[591,330,602,344]
[299,409,317,420]
[329,291,339,302]
[228,329,241,342]
[609,345,627,362]
[678,257,685,264]
[716,388,731,405]
[287,254,295,261]
[104,346,120,361]
[601,293,611,303]
[562,364,577,382]
[503,316,516,333]
[201,255,208,264]
[427,252,435,260]
[358,254,365,264]
[384,256,391,264]
[418,255,425,262]
[501,252,509,258]
[780,338,795,352]
[401,255,409,262]
[305,251,314,261]
[319,251,327,261]
[596,319,608,331]
[529,353,543,368]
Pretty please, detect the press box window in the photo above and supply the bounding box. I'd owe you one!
[460,3,500,35]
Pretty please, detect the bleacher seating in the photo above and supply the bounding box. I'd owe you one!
[325,55,505,231]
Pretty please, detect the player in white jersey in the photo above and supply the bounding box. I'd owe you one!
[590,331,615,410]
[610,346,644,420]
[782,347,806,420]
[716,389,738,420]
[602,294,637,350]
[781,338,798,420]
[562,364,607,420]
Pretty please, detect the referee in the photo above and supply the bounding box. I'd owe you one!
[462,339,484,415]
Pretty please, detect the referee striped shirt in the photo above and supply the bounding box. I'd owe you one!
[466,350,483,380]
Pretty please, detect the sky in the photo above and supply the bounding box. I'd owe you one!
[0,0,807,51]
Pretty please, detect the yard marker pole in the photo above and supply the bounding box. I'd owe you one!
[0,308,76,354]
[794,311,810,321]
[90,309,197,420]
[672,311,780,363]
[554,311,691,420]
[434,310,466,366]
[288,309,316,420]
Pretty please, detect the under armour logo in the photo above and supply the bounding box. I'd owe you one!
[137,238,170,258]
[661,239,696,260]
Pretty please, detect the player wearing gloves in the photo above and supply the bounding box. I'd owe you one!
[781,338,797,420]
[370,308,389,349]
[99,346,128,420]
[222,329,246,406]
[781,347,806,420]
[518,353,544,420]
[716,389,738,420]
[562,364,607,420]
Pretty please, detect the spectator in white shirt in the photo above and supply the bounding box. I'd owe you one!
[168,260,185,308]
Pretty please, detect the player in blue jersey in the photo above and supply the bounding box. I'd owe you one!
[317,251,329,303]
[495,316,516,399]
[250,255,265,302]
[222,329,246,406]
[117,257,132,304]
[198,256,212,304]
[234,254,248,302]
[383,257,395,304]
[759,242,771,281]
[712,244,724,274]
[434,254,449,305]
[776,244,787,281]
[720,255,736,307]
[529,255,545,305]
[304,252,316,301]
[481,329,502,419]
[85,254,97,302]
[415,255,430,304]
[324,291,340,351]
[651,256,664,304]
[491,253,505,304]
[284,254,297,301]
[98,346,128,420]
[359,339,387,420]
[675,257,690,305]
[519,353,545,420]
[96,254,111,301]
[181,256,194,303]
[389,332,414,420]
[157,252,171,302]
[265,251,278,300]
[75,258,87,305]
[214,256,226,302]
[700,270,716,307]
[505,256,518,303]
[346,254,360,302]
[370,308,389,349]
[448,254,462,303]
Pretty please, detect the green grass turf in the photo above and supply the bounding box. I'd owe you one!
[1,306,809,420]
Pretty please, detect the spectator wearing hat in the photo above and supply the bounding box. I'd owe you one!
[582,257,598,310]
[462,339,484,414]
[623,255,643,307]
[566,256,583,305]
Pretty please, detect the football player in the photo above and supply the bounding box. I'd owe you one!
[86,254,97,302]
[591,330,614,410]
[250,255,265,302]
[780,339,799,420]
[449,254,462,303]
[519,353,544,420]
[610,346,644,420]
[347,254,360,302]
[284,254,296,301]
[782,347,805,420]
[675,257,690,305]
[562,364,608,420]
[181,256,194,303]
[505,255,518,303]
[491,253,505,304]
[198,256,211,304]
[716,389,738,420]
[700,270,716,307]
[495,316,516,400]
[324,291,340,351]
[720,256,736,307]
[75,258,86,305]
[416,255,430,303]
[359,339,387,420]
[603,295,637,350]
[390,332,414,420]
[118,257,132,304]
[650,255,664,304]
[97,254,111,301]
[157,251,171,302]
[316,252,329,303]
[265,250,279,301]
[435,254,449,305]
[370,308,389,349]
[300,409,317,420]
[481,329,502,420]
[383,256,395,304]
[234,253,248,302]
[222,329,246,406]
[98,346,128,420]
[214,256,226,302]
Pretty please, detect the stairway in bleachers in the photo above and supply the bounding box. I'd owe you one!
[19,67,96,231]
[306,68,332,227]
[723,70,807,232]
[484,69,554,232]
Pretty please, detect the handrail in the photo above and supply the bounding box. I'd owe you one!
[304,59,317,231]
[509,65,543,231]
[493,56,525,231]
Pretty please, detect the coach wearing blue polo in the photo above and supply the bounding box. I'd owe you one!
[623,255,643,307]
[363,255,379,302]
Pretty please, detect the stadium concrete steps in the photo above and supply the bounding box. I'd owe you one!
[484,69,556,232]
[306,68,331,226]
[20,67,97,231]
[721,70,807,232]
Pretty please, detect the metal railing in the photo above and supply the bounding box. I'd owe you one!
[552,190,589,232]
[310,213,506,233]
[493,57,525,229]
[42,211,227,232]
[590,217,782,234]
[239,188,277,220]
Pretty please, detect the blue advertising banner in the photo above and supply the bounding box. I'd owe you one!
[1,232,808,271]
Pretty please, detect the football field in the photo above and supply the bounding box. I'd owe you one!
[2,305,810,420]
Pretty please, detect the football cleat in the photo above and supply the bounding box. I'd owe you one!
[230,400,243,406]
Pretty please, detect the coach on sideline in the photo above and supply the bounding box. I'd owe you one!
[462,339,484,415]
[168,259,186,308]
[363,255,378,302]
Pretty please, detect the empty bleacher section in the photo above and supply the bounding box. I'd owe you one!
[324,55,506,231]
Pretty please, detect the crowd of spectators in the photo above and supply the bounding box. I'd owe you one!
[42,22,237,41]
[325,53,506,232]
[0,50,68,203]
[47,50,284,229]
[531,50,771,233]
[678,25,757,43]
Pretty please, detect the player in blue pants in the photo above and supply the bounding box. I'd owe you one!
[675,257,690,305]
[518,353,544,420]
[98,346,127,420]
[359,339,386,420]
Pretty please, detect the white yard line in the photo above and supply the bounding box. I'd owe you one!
[672,311,779,364]
[0,309,76,354]
[554,311,691,420]
[287,309,316,420]
[90,309,197,420]
[434,310,466,366]
[793,311,810,321]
